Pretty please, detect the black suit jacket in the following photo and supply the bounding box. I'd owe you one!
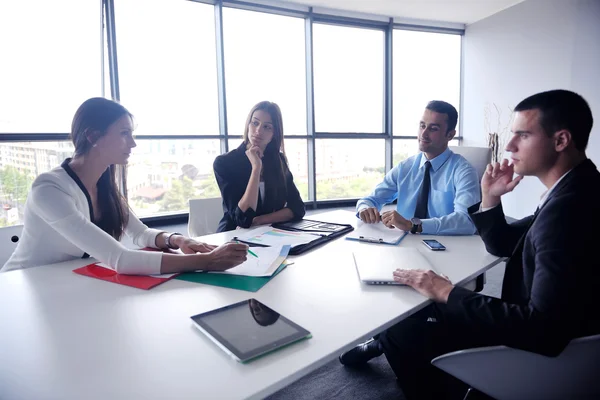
[213,143,305,232]
[446,159,600,356]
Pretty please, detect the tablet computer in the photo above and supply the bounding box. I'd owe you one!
[190,299,311,363]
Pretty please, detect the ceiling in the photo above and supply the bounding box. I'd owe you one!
[275,0,526,25]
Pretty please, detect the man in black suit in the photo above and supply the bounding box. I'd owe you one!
[339,89,600,399]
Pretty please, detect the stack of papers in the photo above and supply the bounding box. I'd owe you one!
[213,245,291,277]
[237,226,320,248]
[177,245,293,292]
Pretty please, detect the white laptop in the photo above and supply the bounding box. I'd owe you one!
[353,246,436,285]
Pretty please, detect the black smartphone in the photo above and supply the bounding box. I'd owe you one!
[422,239,446,251]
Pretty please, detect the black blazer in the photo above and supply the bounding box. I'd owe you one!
[213,143,306,232]
[446,159,600,356]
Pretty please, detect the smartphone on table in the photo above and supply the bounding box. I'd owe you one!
[422,239,446,251]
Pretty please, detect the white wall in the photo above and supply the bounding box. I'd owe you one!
[462,0,600,218]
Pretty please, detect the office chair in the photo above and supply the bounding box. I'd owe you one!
[0,224,23,267]
[188,197,223,237]
[432,333,600,400]
[449,146,493,292]
[449,146,492,182]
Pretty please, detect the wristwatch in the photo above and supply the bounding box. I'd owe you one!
[410,218,422,234]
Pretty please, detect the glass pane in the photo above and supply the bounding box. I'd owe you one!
[284,139,308,202]
[393,31,461,136]
[313,24,384,133]
[393,139,418,167]
[115,0,219,135]
[316,139,384,200]
[0,141,74,227]
[0,0,102,133]
[128,139,221,217]
[223,8,306,135]
[227,138,243,152]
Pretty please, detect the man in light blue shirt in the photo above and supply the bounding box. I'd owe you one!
[357,100,480,235]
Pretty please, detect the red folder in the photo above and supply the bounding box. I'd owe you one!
[73,263,178,290]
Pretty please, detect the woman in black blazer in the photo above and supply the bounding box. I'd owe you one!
[213,101,305,232]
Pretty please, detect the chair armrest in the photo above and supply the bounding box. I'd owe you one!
[432,335,600,400]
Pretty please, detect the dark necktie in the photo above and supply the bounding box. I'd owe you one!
[414,161,431,219]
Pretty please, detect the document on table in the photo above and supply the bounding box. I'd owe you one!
[345,221,408,245]
[236,226,321,247]
[215,245,291,277]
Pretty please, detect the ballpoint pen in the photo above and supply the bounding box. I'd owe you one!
[232,237,259,258]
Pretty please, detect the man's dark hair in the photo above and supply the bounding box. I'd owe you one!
[514,89,593,151]
[426,100,458,134]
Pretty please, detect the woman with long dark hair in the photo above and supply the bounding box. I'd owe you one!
[213,101,305,232]
[2,98,248,274]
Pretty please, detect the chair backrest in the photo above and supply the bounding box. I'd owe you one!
[188,197,223,237]
[432,333,600,400]
[449,146,492,182]
[0,224,24,267]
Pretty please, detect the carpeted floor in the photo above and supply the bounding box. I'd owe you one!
[266,354,404,400]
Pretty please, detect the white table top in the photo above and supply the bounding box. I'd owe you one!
[0,210,501,400]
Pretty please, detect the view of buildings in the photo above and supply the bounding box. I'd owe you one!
[0,138,415,227]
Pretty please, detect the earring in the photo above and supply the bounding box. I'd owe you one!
[92,144,97,148]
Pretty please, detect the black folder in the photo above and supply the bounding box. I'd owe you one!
[271,218,354,255]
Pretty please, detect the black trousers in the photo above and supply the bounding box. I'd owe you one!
[379,303,499,400]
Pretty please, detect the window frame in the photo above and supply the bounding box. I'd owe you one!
[0,0,464,226]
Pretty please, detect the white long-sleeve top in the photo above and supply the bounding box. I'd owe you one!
[2,161,163,275]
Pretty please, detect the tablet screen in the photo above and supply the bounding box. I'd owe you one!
[191,299,311,362]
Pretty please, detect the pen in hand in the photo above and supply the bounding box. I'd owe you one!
[232,237,258,258]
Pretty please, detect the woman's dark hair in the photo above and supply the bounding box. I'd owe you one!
[71,97,131,240]
[242,101,290,208]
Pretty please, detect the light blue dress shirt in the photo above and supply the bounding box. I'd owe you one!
[356,148,480,235]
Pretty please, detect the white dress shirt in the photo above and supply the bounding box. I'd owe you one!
[2,163,163,274]
[538,169,572,208]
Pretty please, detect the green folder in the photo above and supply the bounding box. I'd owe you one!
[175,262,289,292]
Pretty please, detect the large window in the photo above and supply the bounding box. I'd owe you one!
[316,139,384,200]
[393,139,418,167]
[0,142,74,227]
[128,139,220,217]
[223,9,306,136]
[115,0,219,135]
[0,0,463,227]
[393,31,461,136]
[283,139,308,201]
[313,24,384,133]
[0,0,102,133]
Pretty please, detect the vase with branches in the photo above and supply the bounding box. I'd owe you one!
[484,103,513,163]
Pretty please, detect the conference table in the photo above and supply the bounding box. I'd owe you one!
[0,210,502,400]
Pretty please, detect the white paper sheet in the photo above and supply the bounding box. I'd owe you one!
[346,221,407,244]
[215,245,291,277]
[236,226,321,248]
